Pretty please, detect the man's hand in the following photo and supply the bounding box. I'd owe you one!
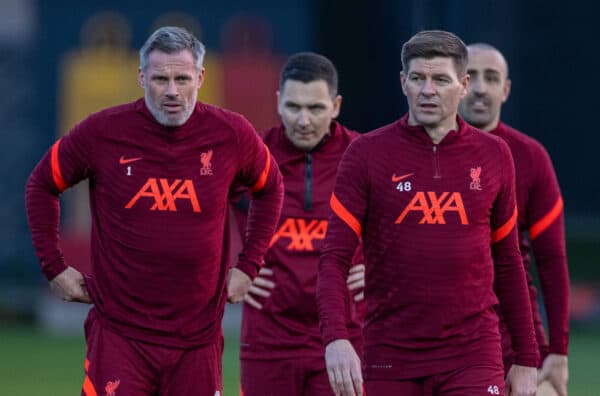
[347,264,365,302]
[325,339,363,396]
[506,364,537,396]
[227,268,252,303]
[49,266,92,304]
[538,353,568,396]
[244,267,275,309]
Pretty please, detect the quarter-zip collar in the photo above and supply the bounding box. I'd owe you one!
[274,121,344,211]
[397,113,471,146]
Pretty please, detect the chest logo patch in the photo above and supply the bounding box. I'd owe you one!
[201,150,214,176]
[470,166,482,191]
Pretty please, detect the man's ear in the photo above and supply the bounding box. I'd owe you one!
[502,78,512,103]
[400,71,408,96]
[332,95,342,119]
[138,68,145,88]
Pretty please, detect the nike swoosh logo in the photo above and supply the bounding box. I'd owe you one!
[391,172,414,182]
[119,156,142,165]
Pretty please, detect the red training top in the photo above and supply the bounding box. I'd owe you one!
[318,114,539,380]
[240,121,364,360]
[492,121,569,362]
[26,99,284,348]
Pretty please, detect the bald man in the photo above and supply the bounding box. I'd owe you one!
[459,43,569,396]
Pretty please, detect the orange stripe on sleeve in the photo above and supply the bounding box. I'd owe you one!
[330,193,362,238]
[491,207,518,243]
[529,197,563,240]
[250,145,271,193]
[85,358,90,372]
[50,138,67,192]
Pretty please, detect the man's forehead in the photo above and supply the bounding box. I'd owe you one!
[406,56,459,75]
[280,79,333,100]
[467,48,507,74]
[147,50,195,67]
[282,78,329,90]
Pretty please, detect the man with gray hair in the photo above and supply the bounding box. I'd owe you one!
[25,26,283,395]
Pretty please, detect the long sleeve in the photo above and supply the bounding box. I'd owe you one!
[317,140,367,345]
[234,120,284,279]
[527,146,569,355]
[491,141,540,367]
[25,153,65,281]
[25,120,96,280]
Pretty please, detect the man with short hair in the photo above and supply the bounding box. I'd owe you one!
[234,52,364,396]
[317,30,539,396]
[25,26,283,396]
[459,43,569,396]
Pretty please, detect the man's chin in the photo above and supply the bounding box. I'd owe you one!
[463,115,490,129]
[292,140,316,151]
[160,112,192,127]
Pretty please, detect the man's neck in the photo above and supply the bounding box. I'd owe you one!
[424,117,459,144]
[481,121,500,132]
[407,112,458,144]
[424,126,451,144]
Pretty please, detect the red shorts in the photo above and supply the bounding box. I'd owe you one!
[241,357,332,396]
[365,364,505,396]
[82,308,223,396]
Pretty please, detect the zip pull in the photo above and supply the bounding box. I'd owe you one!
[305,153,313,210]
[432,145,441,179]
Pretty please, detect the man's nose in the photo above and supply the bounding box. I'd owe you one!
[297,110,310,126]
[470,77,486,94]
[421,79,436,95]
[165,80,179,96]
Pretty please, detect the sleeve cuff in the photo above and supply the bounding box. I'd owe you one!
[514,352,541,368]
[42,256,68,281]
[322,326,350,346]
[235,259,260,280]
[549,344,569,356]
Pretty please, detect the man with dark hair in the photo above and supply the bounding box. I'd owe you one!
[459,43,569,396]
[317,30,538,396]
[25,26,283,396]
[235,52,364,396]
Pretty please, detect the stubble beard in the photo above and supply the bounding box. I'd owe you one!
[145,94,193,127]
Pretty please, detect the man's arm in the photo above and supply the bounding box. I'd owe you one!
[491,141,538,396]
[492,141,539,365]
[526,144,569,395]
[25,119,96,296]
[228,119,284,302]
[317,139,368,396]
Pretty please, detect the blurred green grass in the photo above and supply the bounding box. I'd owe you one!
[0,327,599,395]
[0,327,243,396]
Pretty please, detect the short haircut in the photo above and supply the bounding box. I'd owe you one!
[279,52,338,97]
[139,26,205,71]
[467,42,510,77]
[401,30,468,77]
